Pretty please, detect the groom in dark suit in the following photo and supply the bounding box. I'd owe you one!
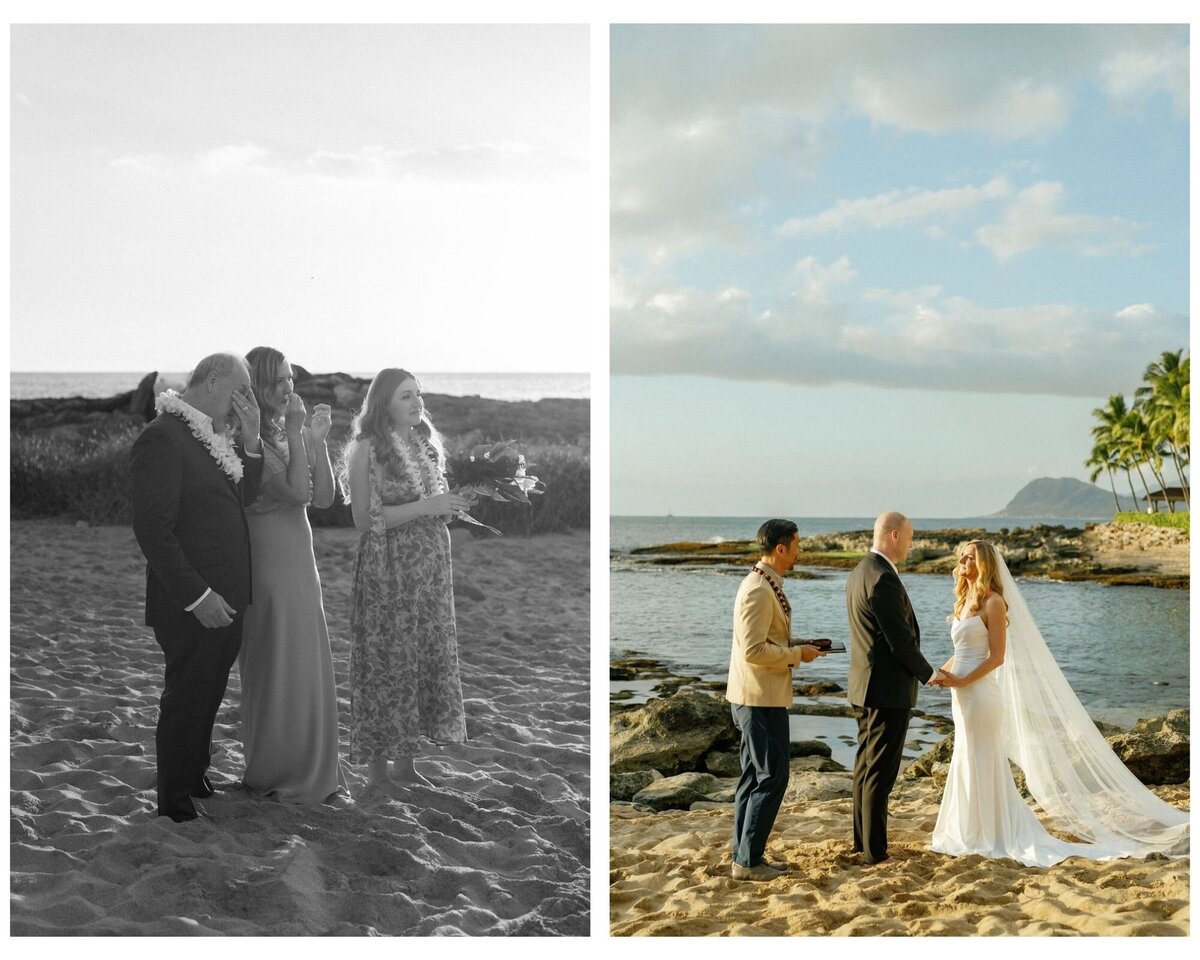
[131,353,262,822]
[845,511,942,864]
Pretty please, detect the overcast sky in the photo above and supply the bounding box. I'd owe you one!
[10,24,590,374]
[611,24,1189,517]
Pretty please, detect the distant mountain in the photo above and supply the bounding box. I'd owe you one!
[988,477,1136,519]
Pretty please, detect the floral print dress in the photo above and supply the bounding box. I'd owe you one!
[349,436,467,761]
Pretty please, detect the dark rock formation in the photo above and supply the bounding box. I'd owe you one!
[905,709,1190,787]
[610,690,738,776]
[611,769,663,802]
[631,772,721,811]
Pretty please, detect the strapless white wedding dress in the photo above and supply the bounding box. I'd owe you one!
[931,616,1095,866]
[930,606,1188,867]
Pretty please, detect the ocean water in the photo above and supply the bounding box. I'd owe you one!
[10,371,589,403]
[610,516,1189,728]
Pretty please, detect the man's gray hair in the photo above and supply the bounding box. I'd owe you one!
[186,352,245,388]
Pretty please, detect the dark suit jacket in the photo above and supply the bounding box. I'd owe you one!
[845,551,934,709]
[130,412,263,628]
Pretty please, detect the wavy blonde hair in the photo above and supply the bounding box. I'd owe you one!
[952,539,1009,621]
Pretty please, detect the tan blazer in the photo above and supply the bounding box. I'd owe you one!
[726,561,804,708]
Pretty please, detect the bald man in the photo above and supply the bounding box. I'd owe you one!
[844,511,942,864]
[131,353,263,822]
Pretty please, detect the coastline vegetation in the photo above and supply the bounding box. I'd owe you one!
[1114,511,1189,534]
[1087,350,1189,517]
[11,394,589,536]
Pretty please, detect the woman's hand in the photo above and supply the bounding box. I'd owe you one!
[310,403,332,444]
[284,393,307,434]
[932,669,964,688]
[422,492,472,516]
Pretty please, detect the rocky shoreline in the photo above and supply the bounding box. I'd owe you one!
[619,522,1189,588]
[609,652,1190,814]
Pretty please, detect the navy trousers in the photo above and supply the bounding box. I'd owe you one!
[730,704,791,868]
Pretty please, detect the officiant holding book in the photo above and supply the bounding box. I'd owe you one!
[725,519,827,881]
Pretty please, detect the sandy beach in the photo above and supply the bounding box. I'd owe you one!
[10,518,589,935]
[611,775,1189,936]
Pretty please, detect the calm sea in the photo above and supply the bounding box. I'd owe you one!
[9,371,589,403]
[610,516,1189,740]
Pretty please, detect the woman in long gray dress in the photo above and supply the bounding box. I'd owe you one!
[239,346,347,804]
[342,367,470,795]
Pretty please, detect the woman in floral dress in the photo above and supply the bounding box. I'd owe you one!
[341,368,471,793]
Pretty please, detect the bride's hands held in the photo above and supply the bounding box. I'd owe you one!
[931,668,963,688]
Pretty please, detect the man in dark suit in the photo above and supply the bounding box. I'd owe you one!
[845,511,944,864]
[131,353,263,822]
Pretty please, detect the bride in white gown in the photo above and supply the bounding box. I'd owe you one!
[930,540,1188,867]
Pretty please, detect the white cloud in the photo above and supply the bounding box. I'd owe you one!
[777,178,1010,236]
[976,181,1148,262]
[612,270,1185,397]
[1100,42,1189,118]
[111,153,171,178]
[793,255,855,303]
[111,141,583,187]
[194,143,273,176]
[611,25,1186,267]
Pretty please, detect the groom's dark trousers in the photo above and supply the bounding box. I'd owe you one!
[131,412,261,821]
[845,552,933,863]
[730,704,790,868]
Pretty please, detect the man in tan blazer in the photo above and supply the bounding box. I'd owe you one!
[726,519,825,880]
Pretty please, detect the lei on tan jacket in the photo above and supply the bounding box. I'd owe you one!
[726,561,807,708]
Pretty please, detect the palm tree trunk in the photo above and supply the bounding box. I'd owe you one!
[1104,466,1121,512]
[1123,471,1142,511]
[1133,460,1155,511]
[1169,448,1190,508]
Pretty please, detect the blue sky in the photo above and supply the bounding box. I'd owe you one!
[611,24,1189,517]
[10,24,590,374]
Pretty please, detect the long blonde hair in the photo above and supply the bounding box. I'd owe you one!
[952,539,1008,620]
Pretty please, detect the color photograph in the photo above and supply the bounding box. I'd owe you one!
[609,24,1189,936]
[10,23,590,936]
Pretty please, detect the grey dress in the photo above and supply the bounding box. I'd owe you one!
[238,431,346,803]
[349,437,467,761]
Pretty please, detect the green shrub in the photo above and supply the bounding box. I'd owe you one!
[11,424,140,524]
[1113,511,1190,534]
[310,438,589,536]
[12,425,590,534]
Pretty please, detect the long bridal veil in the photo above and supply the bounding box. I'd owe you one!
[993,554,1189,856]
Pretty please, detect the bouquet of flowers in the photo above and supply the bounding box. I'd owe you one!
[445,440,545,535]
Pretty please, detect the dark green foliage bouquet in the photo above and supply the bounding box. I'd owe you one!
[445,440,546,535]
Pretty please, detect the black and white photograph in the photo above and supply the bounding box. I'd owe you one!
[9,23,590,936]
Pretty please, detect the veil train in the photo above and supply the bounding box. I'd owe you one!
[993,554,1188,856]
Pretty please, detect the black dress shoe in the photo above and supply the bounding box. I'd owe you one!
[159,798,200,823]
[191,776,215,798]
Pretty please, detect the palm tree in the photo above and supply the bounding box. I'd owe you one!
[1122,406,1172,512]
[1085,438,1123,513]
[1090,394,1142,511]
[1137,350,1189,507]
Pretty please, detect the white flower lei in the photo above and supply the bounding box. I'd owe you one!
[388,430,445,499]
[155,390,244,483]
